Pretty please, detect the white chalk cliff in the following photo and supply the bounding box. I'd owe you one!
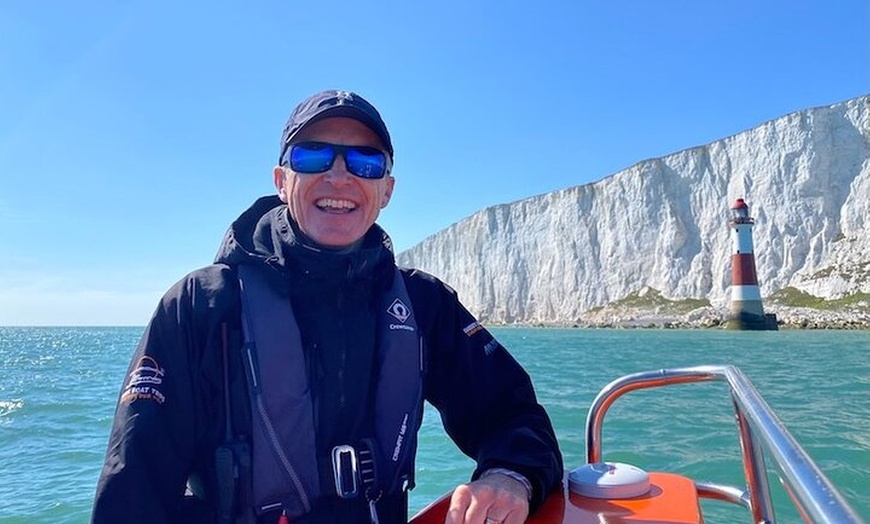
[396,95,870,324]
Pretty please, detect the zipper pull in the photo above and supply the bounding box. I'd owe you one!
[278,509,290,524]
[368,498,380,524]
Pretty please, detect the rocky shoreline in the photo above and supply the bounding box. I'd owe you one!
[538,305,870,330]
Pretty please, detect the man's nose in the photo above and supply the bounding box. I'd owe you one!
[324,153,353,184]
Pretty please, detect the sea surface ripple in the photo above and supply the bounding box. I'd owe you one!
[0,326,867,523]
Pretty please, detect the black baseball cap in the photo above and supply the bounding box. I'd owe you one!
[278,89,394,165]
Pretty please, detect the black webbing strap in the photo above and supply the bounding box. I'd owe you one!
[215,322,237,524]
[214,321,256,524]
[357,439,379,501]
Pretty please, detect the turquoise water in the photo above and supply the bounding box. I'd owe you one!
[0,327,867,523]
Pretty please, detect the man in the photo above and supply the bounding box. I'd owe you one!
[92,89,563,524]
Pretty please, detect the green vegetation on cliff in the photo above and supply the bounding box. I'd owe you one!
[589,288,711,315]
[768,287,870,312]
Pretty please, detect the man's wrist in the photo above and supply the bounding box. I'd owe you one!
[481,467,533,501]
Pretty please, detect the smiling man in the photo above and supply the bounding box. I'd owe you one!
[275,116,394,249]
[92,90,563,524]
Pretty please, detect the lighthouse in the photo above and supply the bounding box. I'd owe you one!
[726,198,777,330]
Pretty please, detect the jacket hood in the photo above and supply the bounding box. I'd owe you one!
[214,195,396,276]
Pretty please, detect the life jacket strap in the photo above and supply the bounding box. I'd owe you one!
[357,440,380,501]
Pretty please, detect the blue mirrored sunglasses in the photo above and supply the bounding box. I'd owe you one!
[283,141,391,179]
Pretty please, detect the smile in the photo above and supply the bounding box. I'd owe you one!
[315,198,358,213]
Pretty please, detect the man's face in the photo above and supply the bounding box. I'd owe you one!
[274,117,395,248]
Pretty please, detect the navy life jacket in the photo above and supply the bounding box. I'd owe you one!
[236,264,424,521]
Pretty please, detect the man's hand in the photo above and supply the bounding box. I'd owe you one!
[444,472,530,524]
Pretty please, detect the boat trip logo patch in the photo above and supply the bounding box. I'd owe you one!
[121,356,166,405]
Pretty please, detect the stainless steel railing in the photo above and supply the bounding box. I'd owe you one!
[584,365,865,524]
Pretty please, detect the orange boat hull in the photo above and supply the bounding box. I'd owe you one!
[410,472,703,524]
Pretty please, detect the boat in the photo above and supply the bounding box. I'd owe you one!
[409,365,864,523]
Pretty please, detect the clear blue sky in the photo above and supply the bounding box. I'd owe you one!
[1,0,867,326]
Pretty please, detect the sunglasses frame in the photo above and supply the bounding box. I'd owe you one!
[283,141,392,180]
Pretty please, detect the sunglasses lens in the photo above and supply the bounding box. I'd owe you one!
[345,147,387,179]
[287,142,388,179]
[290,143,335,173]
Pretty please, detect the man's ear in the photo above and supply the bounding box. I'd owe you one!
[274,166,288,202]
[380,175,395,208]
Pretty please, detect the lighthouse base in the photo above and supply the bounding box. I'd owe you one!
[726,312,779,331]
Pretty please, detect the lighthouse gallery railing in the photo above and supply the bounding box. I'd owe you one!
[585,365,864,524]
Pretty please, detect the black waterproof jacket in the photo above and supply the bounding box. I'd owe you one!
[91,196,563,524]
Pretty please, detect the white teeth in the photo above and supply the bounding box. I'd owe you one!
[316,198,357,211]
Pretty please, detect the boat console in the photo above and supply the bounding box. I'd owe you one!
[411,365,864,524]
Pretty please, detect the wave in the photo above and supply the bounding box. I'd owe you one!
[0,399,25,417]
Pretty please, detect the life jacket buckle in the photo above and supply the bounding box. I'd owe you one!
[331,445,360,499]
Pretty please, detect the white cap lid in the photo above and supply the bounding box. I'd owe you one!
[568,462,651,499]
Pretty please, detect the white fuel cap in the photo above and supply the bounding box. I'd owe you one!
[568,462,651,499]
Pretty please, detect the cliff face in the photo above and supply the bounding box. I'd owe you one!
[396,95,870,324]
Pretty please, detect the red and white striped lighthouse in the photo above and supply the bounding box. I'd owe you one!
[727,198,776,330]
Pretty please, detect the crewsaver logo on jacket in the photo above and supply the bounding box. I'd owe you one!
[121,356,166,405]
[387,298,415,332]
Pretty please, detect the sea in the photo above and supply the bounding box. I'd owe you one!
[0,326,867,523]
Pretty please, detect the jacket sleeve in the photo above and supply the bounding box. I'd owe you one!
[91,267,232,524]
[407,270,564,513]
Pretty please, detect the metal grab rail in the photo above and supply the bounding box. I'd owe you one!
[584,365,864,524]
